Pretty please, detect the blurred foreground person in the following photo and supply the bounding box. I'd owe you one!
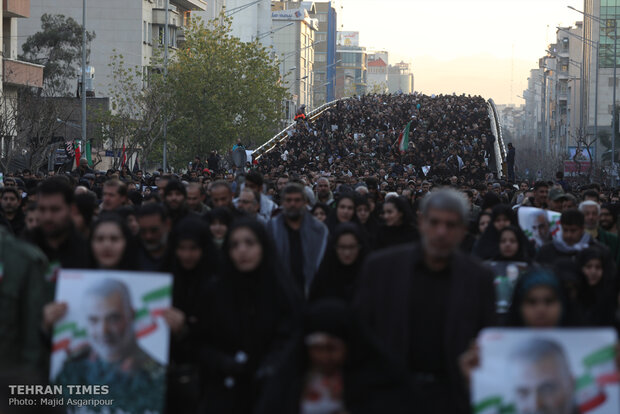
[256,300,413,414]
[354,189,496,413]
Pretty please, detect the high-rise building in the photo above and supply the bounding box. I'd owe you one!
[310,1,336,106]
[335,31,367,98]
[522,68,543,152]
[583,0,620,161]
[271,3,318,119]
[18,0,206,97]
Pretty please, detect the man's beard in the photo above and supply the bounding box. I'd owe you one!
[284,208,303,221]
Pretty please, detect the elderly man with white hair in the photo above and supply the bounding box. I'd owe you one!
[579,200,620,265]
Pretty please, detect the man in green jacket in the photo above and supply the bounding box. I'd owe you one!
[0,227,49,373]
[580,200,620,266]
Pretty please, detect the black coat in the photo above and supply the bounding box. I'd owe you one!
[374,223,419,250]
[194,268,299,414]
[354,243,497,414]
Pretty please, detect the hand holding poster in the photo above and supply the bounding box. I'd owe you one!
[472,328,620,414]
[50,269,172,414]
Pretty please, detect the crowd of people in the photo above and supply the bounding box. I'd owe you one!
[2,93,620,414]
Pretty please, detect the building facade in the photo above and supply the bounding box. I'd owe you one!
[272,4,318,118]
[367,51,388,93]
[387,61,414,94]
[309,1,336,106]
[18,0,206,97]
[335,31,367,98]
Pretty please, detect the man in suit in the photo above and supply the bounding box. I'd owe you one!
[354,188,496,413]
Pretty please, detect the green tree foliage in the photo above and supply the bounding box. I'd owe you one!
[166,16,288,166]
[91,52,168,170]
[20,14,95,96]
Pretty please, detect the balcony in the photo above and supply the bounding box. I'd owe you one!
[172,0,206,11]
[3,59,44,88]
[153,8,180,27]
[3,0,30,18]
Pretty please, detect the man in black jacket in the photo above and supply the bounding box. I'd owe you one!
[354,188,496,414]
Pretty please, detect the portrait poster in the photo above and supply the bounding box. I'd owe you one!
[50,269,173,414]
[472,328,619,414]
[517,207,562,249]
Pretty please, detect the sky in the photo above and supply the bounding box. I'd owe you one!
[337,0,585,105]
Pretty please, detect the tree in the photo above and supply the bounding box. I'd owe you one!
[166,15,288,167]
[91,52,168,170]
[0,88,74,172]
[20,14,95,96]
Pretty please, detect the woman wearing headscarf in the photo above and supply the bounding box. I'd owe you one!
[374,196,419,250]
[574,247,618,327]
[309,224,368,304]
[163,217,220,413]
[311,203,330,224]
[473,204,532,261]
[354,194,379,248]
[255,300,414,414]
[88,213,139,270]
[494,226,532,263]
[206,207,233,249]
[195,219,300,414]
[325,194,357,234]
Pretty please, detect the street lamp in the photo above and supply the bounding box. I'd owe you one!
[256,22,294,41]
[81,0,87,164]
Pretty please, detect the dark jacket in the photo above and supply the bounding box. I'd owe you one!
[354,243,497,414]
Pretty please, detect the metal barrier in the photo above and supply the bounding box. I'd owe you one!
[252,98,349,160]
[487,98,506,177]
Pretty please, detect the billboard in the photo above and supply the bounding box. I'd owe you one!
[272,8,307,20]
[337,31,359,47]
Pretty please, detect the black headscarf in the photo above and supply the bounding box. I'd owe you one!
[494,226,531,262]
[473,204,524,260]
[575,247,617,327]
[375,196,419,250]
[89,213,139,270]
[325,194,358,234]
[309,223,369,303]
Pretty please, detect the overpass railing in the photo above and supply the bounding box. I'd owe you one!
[252,98,347,160]
[487,98,506,177]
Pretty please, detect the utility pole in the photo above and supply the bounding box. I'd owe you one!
[163,0,169,172]
[612,19,618,185]
[81,0,87,161]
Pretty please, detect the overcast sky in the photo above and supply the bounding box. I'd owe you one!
[337,0,585,105]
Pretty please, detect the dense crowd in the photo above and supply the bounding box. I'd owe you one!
[2,93,620,414]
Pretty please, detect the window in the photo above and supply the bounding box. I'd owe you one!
[143,21,148,43]
[315,54,326,63]
[608,76,620,86]
[317,13,327,22]
[316,33,327,42]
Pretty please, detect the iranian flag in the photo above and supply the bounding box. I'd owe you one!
[142,285,172,317]
[397,121,412,153]
[583,345,620,385]
[576,374,607,412]
[134,307,158,338]
[52,322,77,353]
[74,140,82,165]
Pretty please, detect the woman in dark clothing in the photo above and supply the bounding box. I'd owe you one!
[375,196,419,250]
[309,224,368,303]
[163,217,220,413]
[473,204,532,260]
[89,213,139,270]
[311,203,330,224]
[255,300,414,414]
[206,207,233,249]
[195,219,299,414]
[325,194,357,233]
[494,226,531,263]
[354,194,379,248]
[574,247,617,327]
